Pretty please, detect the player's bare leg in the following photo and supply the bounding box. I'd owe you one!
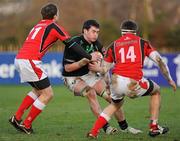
[19,86,54,134]
[94,79,142,134]
[9,89,40,131]
[149,82,169,137]
[74,79,117,135]
[92,79,118,134]
[85,88,102,117]
[150,92,161,122]
[34,86,54,104]
[87,100,123,138]
[73,79,101,117]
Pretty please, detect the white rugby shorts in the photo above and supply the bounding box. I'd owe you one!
[63,72,101,92]
[14,58,47,83]
[110,74,155,100]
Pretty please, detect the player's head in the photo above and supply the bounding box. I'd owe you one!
[120,20,138,35]
[41,3,58,21]
[82,19,100,43]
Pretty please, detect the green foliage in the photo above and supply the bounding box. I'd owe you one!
[0,1,180,52]
[0,86,180,141]
[166,26,180,49]
[99,20,119,47]
[0,37,19,47]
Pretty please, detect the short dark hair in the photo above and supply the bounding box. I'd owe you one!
[120,20,138,33]
[41,3,58,20]
[82,19,100,32]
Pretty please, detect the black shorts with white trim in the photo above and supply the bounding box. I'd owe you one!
[28,77,50,90]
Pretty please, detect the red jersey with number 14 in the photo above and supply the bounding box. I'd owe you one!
[16,19,70,60]
[104,33,155,80]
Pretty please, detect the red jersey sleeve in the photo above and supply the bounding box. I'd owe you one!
[144,41,155,57]
[104,45,114,63]
[52,23,71,41]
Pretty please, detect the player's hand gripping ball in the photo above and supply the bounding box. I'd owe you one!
[90,51,103,63]
[88,51,103,73]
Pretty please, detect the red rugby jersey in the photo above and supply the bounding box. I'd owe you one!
[104,33,155,80]
[16,19,70,60]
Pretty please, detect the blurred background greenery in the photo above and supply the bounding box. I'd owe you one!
[0,0,180,52]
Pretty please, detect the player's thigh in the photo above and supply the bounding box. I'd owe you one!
[28,77,50,90]
[110,74,129,101]
[63,77,88,96]
[110,74,160,99]
[28,77,53,104]
[93,78,106,94]
[81,73,102,87]
[128,78,160,98]
[28,77,53,96]
[142,79,160,96]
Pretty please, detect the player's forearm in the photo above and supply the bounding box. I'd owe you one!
[149,51,172,82]
[65,63,81,72]
[65,58,89,72]
[149,51,177,91]
[157,57,172,82]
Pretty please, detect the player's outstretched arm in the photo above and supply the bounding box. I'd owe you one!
[168,79,177,92]
[149,51,177,92]
[63,38,92,60]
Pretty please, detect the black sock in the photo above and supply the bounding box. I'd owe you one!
[118,120,128,130]
[102,123,110,132]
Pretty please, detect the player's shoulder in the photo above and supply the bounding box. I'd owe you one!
[43,20,66,31]
[70,34,82,43]
[139,37,151,44]
[139,37,155,50]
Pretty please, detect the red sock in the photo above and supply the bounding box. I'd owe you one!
[15,92,37,121]
[23,99,45,128]
[149,120,158,130]
[90,116,107,136]
[149,123,158,130]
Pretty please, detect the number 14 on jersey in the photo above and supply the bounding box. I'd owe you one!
[119,46,136,63]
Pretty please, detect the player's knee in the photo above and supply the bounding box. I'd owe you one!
[99,90,110,102]
[43,86,54,100]
[48,90,54,100]
[105,96,112,103]
[80,86,93,97]
[151,83,160,95]
[86,88,96,98]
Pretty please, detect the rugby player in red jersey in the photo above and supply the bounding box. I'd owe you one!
[87,20,177,138]
[9,3,98,134]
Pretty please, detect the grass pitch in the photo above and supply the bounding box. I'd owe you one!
[0,85,180,141]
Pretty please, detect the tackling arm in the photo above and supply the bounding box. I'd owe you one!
[53,23,92,60]
[63,38,92,60]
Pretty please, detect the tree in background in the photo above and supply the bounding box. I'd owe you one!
[0,0,179,52]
